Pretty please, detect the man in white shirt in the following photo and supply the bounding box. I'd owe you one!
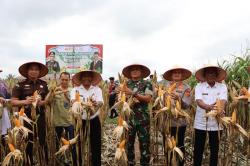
[193,66,227,166]
[70,70,103,166]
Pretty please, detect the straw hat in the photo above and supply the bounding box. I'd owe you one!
[19,62,48,78]
[195,65,227,82]
[72,70,102,86]
[122,64,150,79]
[163,66,192,81]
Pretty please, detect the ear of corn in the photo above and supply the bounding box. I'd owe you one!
[215,99,223,114]
[8,143,15,152]
[231,110,236,123]
[75,91,80,102]
[158,85,164,96]
[61,137,70,145]
[121,93,126,102]
[166,136,173,149]
[171,136,176,147]
[165,95,171,110]
[118,116,123,126]
[167,82,177,94]
[69,134,79,145]
[32,90,40,109]
[175,100,181,110]
[13,118,21,127]
[19,106,25,116]
[119,140,126,149]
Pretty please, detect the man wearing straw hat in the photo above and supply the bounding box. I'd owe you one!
[0,69,11,147]
[193,66,228,166]
[70,70,103,166]
[121,64,153,166]
[162,66,192,166]
[11,62,49,165]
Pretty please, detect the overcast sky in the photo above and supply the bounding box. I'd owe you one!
[0,0,250,79]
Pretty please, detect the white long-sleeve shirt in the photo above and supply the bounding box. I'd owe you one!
[194,82,228,131]
[70,85,103,120]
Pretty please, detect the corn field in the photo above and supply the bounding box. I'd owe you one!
[0,52,249,166]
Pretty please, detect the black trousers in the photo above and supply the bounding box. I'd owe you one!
[80,116,101,166]
[25,114,47,165]
[193,129,220,166]
[170,126,186,166]
[109,94,118,118]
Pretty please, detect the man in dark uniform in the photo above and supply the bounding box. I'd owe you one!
[46,51,60,78]
[89,52,102,73]
[11,62,49,165]
[121,64,153,166]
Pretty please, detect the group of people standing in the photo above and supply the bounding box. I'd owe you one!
[115,64,229,166]
[0,60,249,166]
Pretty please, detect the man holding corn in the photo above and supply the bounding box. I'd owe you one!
[50,71,77,166]
[11,62,49,165]
[121,64,153,166]
[193,66,227,166]
[70,70,103,166]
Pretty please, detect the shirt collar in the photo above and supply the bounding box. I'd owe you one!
[79,85,95,91]
[129,79,143,84]
[26,78,41,84]
[205,81,219,88]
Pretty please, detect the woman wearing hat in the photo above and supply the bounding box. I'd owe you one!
[193,66,227,166]
[70,70,103,166]
[11,62,49,165]
[163,67,192,166]
[121,64,153,166]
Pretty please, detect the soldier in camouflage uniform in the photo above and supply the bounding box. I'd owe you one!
[163,67,192,166]
[121,64,153,166]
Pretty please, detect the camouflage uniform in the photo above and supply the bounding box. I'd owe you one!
[126,79,153,166]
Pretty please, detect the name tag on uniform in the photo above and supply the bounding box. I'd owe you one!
[24,84,30,89]
[202,93,208,95]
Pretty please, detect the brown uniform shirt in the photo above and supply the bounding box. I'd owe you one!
[12,79,49,118]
